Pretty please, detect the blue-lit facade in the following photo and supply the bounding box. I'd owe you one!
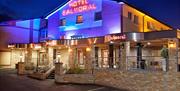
[0,0,175,72]
[0,18,46,44]
[0,19,46,68]
[47,0,121,39]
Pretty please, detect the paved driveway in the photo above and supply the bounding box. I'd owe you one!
[0,69,128,91]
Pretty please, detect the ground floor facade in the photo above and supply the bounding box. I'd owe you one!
[1,30,180,72]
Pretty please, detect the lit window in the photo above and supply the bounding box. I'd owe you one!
[94,12,102,21]
[147,22,151,29]
[76,15,83,24]
[128,12,132,20]
[134,15,139,24]
[147,22,154,29]
[60,18,66,26]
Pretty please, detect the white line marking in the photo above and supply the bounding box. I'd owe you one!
[88,87,105,91]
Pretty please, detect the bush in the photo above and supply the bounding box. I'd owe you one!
[66,67,85,74]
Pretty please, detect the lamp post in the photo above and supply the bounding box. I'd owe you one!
[57,54,61,63]
[19,55,23,62]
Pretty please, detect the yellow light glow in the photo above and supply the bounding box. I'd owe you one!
[68,48,73,52]
[57,55,61,58]
[30,43,34,48]
[34,44,41,49]
[50,40,57,46]
[147,42,151,45]
[8,45,15,48]
[86,47,91,52]
[169,43,175,48]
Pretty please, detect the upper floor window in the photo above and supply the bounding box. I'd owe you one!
[147,21,155,30]
[94,12,102,21]
[147,22,151,29]
[76,15,83,24]
[60,18,66,26]
[134,15,139,24]
[128,12,132,20]
[40,19,48,29]
[40,29,48,39]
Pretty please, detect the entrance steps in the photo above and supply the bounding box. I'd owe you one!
[28,66,55,80]
[47,70,55,79]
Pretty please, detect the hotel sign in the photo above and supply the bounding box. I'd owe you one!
[177,30,180,39]
[62,0,97,16]
[104,34,126,43]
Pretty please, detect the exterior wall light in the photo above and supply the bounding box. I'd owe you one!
[147,42,151,45]
[169,42,175,48]
[110,41,114,44]
[25,51,28,54]
[30,43,34,48]
[68,48,73,52]
[57,54,61,63]
[19,55,23,62]
[34,44,42,49]
[8,44,15,48]
[86,47,91,52]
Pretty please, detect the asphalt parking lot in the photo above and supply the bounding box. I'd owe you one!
[0,69,128,91]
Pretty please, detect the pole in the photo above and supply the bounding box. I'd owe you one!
[36,50,39,72]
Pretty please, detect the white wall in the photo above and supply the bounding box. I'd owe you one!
[57,49,70,69]
[0,52,11,67]
[0,26,39,68]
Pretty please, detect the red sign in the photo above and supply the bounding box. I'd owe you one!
[104,34,126,43]
[62,0,97,16]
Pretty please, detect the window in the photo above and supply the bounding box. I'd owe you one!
[147,22,151,29]
[128,12,132,20]
[60,18,66,26]
[94,12,102,21]
[40,29,48,39]
[147,21,155,29]
[134,15,139,24]
[40,19,48,29]
[76,15,83,24]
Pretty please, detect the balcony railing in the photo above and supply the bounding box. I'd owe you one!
[126,56,165,72]
[91,56,167,72]
[91,57,121,69]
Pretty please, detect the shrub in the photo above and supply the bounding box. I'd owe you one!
[66,67,85,74]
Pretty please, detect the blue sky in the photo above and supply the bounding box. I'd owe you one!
[0,0,179,28]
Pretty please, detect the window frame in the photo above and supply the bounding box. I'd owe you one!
[128,12,132,20]
[60,18,66,26]
[134,15,139,24]
[76,15,83,24]
[94,12,102,21]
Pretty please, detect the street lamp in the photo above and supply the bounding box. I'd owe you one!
[57,54,61,63]
[19,55,23,62]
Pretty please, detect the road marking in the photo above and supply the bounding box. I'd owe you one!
[88,87,105,91]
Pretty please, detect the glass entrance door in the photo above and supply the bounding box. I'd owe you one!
[101,49,109,68]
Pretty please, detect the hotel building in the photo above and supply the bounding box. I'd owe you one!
[1,0,179,72]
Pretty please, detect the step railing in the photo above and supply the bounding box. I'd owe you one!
[126,56,165,72]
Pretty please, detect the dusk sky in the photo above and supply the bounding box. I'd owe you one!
[0,0,179,28]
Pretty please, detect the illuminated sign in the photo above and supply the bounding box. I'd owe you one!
[177,30,180,39]
[104,34,126,43]
[62,0,97,16]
